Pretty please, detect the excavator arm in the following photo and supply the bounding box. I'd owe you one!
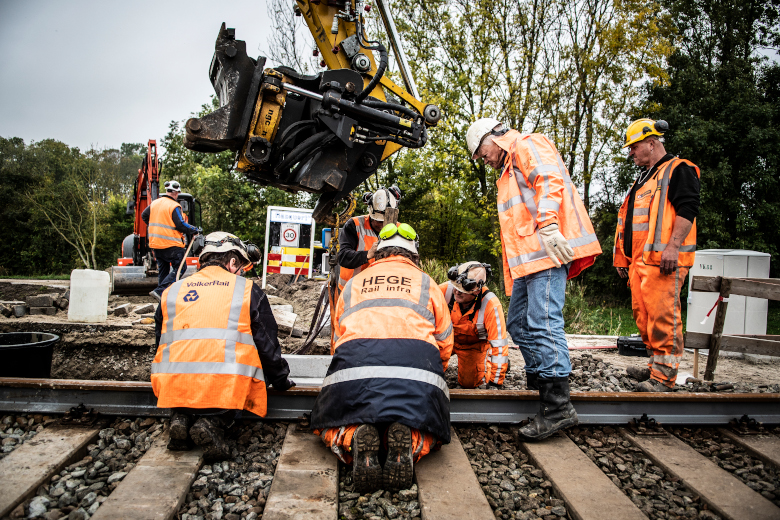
[183,0,439,224]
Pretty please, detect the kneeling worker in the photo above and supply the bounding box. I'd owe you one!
[439,262,509,388]
[311,223,453,493]
[152,232,295,460]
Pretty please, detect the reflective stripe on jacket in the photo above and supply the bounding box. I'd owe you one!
[311,256,454,442]
[494,130,601,293]
[440,282,509,384]
[151,266,267,416]
[613,157,700,268]
[338,216,378,290]
[148,196,185,249]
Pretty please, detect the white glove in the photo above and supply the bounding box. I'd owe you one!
[538,223,574,268]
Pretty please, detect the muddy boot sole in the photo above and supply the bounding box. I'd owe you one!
[189,418,230,461]
[166,437,194,451]
[384,422,413,491]
[169,413,190,441]
[352,424,382,494]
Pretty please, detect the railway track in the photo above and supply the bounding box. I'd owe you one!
[1,377,779,519]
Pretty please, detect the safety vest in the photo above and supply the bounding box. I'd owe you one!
[148,196,185,249]
[337,215,378,290]
[494,130,601,292]
[440,282,509,385]
[312,256,454,442]
[613,157,700,268]
[151,266,267,416]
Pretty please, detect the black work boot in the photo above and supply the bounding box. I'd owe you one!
[384,422,414,491]
[626,366,651,382]
[189,417,230,461]
[517,377,578,441]
[167,412,193,451]
[526,372,539,391]
[352,424,382,494]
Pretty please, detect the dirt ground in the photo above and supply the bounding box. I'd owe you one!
[2,278,779,388]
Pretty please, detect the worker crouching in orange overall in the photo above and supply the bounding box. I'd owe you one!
[439,262,509,389]
[311,223,453,493]
[152,232,295,460]
[614,119,700,391]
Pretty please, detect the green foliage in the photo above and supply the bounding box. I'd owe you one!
[643,0,780,275]
[563,282,638,335]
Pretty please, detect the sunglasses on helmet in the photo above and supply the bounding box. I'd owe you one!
[447,263,492,292]
[164,180,181,191]
[196,235,262,264]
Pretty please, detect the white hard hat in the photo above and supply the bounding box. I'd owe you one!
[448,261,488,292]
[376,223,418,254]
[164,180,181,193]
[200,231,252,264]
[466,118,502,158]
[367,188,398,222]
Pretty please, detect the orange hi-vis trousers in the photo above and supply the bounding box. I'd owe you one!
[629,229,688,388]
[454,342,491,388]
[314,425,439,465]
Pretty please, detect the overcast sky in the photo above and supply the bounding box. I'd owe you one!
[0,1,277,152]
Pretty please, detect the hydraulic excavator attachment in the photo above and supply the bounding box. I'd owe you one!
[183,0,439,224]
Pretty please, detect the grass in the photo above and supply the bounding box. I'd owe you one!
[768,301,780,335]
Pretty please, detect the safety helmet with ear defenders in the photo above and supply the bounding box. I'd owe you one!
[193,231,261,266]
[447,261,492,292]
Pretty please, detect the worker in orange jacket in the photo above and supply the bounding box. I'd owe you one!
[466,118,601,441]
[311,223,453,493]
[142,180,201,301]
[152,232,294,460]
[328,186,401,352]
[614,119,700,391]
[439,261,509,389]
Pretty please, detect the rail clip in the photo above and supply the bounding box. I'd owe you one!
[628,413,667,436]
[728,414,765,436]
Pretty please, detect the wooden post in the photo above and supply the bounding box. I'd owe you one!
[703,277,732,381]
[693,350,699,379]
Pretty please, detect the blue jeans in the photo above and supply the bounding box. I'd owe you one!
[153,247,186,296]
[507,265,571,379]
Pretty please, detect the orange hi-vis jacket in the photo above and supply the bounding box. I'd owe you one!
[439,282,510,385]
[337,215,379,291]
[151,266,268,416]
[494,130,601,294]
[312,256,454,442]
[148,195,185,249]
[613,157,700,268]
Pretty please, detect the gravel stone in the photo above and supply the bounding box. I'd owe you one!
[28,496,50,517]
[0,414,48,460]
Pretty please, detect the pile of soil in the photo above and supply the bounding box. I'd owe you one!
[262,275,331,355]
[0,282,67,302]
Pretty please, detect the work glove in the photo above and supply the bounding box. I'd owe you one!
[274,378,296,391]
[538,223,574,268]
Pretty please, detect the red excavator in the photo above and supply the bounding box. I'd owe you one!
[110,139,202,294]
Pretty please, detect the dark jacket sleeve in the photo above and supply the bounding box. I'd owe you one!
[154,303,162,347]
[337,218,369,268]
[668,162,700,223]
[142,206,150,226]
[172,207,199,235]
[250,284,292,390]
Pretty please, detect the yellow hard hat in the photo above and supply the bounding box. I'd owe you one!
[622,119,669,148]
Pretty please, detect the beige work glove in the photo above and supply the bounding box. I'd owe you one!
[538,223,574,268]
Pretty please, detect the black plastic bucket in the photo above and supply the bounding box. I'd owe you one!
[0,333,60,378]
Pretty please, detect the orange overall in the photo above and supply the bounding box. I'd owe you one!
[329,216,378,353]
[614,158,700,387]
[439,282,509,388]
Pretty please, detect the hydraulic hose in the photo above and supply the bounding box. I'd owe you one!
[359,98,420,122]
[274,130,332,179]
[355,43,388,103]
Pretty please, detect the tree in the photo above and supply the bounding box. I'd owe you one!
[644,0,780,273]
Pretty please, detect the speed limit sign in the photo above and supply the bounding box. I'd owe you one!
[280,223,300,247]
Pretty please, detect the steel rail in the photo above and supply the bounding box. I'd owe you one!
[1,378,778,425]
